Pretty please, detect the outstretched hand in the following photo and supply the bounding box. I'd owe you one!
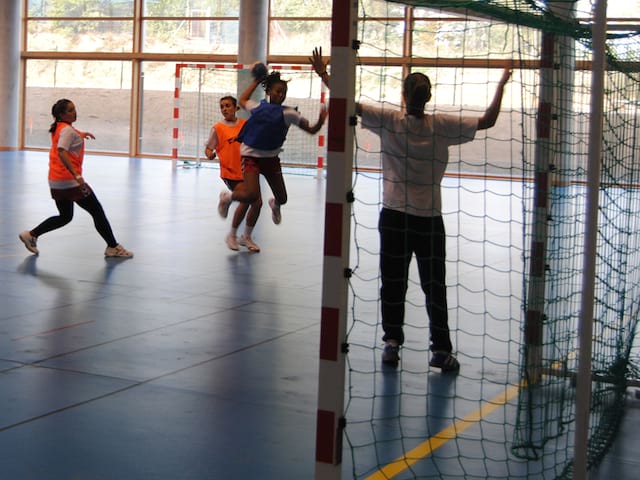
[477,66,513,131]
[500,67,512,85]
[309,46,328,76]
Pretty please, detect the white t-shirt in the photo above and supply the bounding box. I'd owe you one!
[240,99,304,158]
[360,104,478,217]
[57,125,83,155]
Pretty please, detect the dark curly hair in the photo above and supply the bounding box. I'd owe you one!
[261,71,288,93]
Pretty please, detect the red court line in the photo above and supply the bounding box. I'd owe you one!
[11,320,95,341]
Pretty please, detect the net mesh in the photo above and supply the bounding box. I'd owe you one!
[344,1,640,478]
[173,64,326,168]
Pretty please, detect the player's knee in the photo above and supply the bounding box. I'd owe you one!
[246,192,260,204]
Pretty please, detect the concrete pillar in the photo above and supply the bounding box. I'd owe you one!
[0,1,21,149]
[237,0,269,105]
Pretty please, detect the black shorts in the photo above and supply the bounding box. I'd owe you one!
[222,178,242,191]
[50,184,93,201]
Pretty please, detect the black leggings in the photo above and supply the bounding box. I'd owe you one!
[31,193,118,248]
[378,208,452,352]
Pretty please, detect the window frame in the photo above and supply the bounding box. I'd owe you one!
[20,1,640,156]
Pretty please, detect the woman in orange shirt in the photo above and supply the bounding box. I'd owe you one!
[206,96,262,252]
[19,99,132,258]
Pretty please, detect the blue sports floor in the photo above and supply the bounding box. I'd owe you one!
[0,151,638,479]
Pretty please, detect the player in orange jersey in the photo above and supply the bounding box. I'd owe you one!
[19,99,133,258]
[206,96,262,252]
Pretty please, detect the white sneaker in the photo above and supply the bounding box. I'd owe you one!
[105,244,134,258]
[19,231,39,255]
[268,198,281,225]
[239,235,260,253]
[226,233,239,251]
[218,192,232,218]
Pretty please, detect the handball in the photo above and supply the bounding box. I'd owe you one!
[250,62,268,80]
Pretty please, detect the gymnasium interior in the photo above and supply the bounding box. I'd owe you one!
[1,1,640,479]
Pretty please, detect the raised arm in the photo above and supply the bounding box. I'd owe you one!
[477,68,512,130]
[239,78,262,110]
[309,47,330,88]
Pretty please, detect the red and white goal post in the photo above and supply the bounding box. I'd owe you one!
[173,62,328,173]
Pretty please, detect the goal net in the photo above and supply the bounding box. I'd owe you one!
[173,63,327,169]
[339,1,640,479]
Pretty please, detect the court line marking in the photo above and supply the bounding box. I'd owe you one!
[11,320,96,341]
[365,380,525,480]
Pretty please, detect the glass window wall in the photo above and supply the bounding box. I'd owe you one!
[138,62,179,156]
[21,0,640,158]
[27,20,134,52]
[143,19,239,54]
[25,59,132,153]
[27,0,134,17]
[143,0,239,17]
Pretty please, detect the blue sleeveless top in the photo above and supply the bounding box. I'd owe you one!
[237,100,290,151]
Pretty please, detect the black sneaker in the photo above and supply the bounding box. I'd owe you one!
[429,351,460,373]
[381,342,400,366]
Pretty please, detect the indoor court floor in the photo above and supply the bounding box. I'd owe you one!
[0,150,638,479]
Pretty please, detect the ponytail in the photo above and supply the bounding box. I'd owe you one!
[49,98,72,133]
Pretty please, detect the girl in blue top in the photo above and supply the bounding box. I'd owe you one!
[218,70,327,225]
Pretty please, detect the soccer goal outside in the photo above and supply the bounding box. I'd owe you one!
[172,63,327,170]
[316,1,640,479]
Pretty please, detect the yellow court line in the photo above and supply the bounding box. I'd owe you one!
[365,381,525,480]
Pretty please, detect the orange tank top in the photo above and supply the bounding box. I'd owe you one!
[214,118,246,181]
[48,122,84,182]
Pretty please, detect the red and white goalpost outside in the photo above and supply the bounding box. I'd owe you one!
[172,62,327,174]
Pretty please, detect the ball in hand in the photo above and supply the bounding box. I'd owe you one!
[250,62,268,80]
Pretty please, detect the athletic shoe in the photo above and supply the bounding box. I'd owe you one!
[105,244,134,258]
[429,351,460,373]
[19,231,39,255]
[381,341,400,366]
[226,233,239,251]
[268,198,281,225]
[218,192,232,218]
[239,235,260,253]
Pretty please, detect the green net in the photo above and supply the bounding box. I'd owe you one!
[514,32,640,478]
[344,1,640,478]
